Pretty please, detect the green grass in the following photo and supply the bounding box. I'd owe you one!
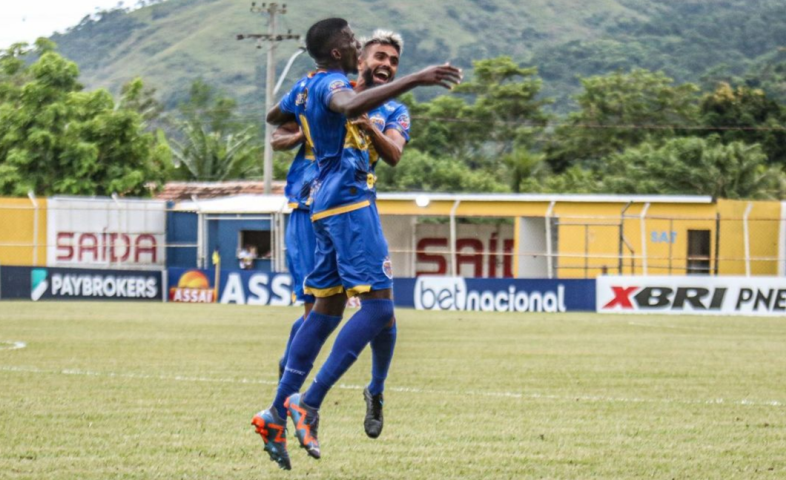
[1,302,785,479]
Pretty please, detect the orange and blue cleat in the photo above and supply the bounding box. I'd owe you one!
[251,408,291,470]
[285,393,321,459]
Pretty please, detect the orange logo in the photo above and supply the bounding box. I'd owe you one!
[169,270,216,303]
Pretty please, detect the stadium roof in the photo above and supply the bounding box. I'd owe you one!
[377,193,714,204]
[168,192,715,216]
[173,194,289,214]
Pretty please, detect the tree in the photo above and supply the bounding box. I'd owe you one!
[405,57,550,167]
[602,137,784,200]
[0,39,170,196]
[546,69,699,171]
[698,82,786,166]
[169,80,262,181]
[375,150,508,193]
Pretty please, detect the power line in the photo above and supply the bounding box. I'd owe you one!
[236,2,300,194]
[198,108,786,132]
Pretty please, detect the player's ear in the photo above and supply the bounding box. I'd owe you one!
[330,48,342,62]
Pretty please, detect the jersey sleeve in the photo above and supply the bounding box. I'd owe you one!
[278,81,302,115]
[385,104,411,142]
[318,73,353,108]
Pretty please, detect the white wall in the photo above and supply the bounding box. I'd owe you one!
[517,217,548,278]
[47,197,167,270]
[381,215,514,278]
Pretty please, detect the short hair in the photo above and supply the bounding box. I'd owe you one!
[360,29,404,56]
[305,18,349,61]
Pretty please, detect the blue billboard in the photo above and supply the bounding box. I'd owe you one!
[0,266,163,302]
[394,277,596,312]
[167,267,294,306]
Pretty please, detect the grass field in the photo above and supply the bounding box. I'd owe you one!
[1,302,784,479]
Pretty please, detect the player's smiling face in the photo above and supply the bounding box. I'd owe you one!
[360,43,400,87]
[335,26,361,75]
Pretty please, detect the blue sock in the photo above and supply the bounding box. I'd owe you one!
[368,318,397,396]
[279,316,305,373]
[273,311,342,418]
[303,299,394,409]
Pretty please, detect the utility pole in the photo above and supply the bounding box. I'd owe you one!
[237,3,300,195]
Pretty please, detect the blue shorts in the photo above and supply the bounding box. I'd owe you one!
[285,208,317,304]
[304,202,393,298]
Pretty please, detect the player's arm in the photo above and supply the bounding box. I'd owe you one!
[330,64,462,118]
[351,115,406,166]
[271,121,304,151]
[266,103,297,126]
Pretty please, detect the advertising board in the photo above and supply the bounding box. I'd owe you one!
[0,265,163,301]
[47,197,167,270]
[597,275,786,316]
[394,276,596,312]
[168,268,293,306]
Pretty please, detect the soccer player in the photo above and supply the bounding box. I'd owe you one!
[269,103,319,384]
[271,29,410,441]
[348,30,410,440]
[252,18,460,470]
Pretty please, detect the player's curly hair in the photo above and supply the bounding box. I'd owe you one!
[305,18,349,62]
[360,29,404,55]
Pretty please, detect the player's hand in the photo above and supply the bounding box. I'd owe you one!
[350,114,374,132]
[415,63,463,89]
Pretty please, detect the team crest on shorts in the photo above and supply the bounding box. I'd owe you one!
[382,256,394,279]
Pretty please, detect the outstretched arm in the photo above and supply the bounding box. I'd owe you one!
[330,64,462,118]
[271,121,304,151]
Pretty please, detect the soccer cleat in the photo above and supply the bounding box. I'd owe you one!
[285,393,321,459]
[251,408,291,470]
[363,388,384,439]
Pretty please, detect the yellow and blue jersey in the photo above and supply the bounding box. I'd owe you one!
[281,70,375,221]
[279,77,318,211]
[367,101,411,171]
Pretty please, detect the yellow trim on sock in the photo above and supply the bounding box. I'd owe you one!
[311,200,370,222]
[304,285,345,298]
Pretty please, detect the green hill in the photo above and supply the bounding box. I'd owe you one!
[49,0,786,114]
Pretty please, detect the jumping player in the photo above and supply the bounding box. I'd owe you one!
[271,29,410,441]
[270,116,318,384]
[252,18,460,470]
[347,30,410,439]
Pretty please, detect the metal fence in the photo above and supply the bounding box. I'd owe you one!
[1,201,783,279]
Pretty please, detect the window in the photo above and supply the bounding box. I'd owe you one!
[240,230,272,259]
[686,230,711,275]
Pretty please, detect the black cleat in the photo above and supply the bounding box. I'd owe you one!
[363,387,384,439]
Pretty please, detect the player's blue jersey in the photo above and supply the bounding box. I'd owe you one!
[280,70,374,220]
[367,101,411,171]
[283,144,317,210]
[279,77,318,211]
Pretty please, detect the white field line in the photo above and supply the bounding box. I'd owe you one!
[0,365,782,408]
[0,341,27,351]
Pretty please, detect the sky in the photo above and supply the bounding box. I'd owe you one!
[1,1,139,49]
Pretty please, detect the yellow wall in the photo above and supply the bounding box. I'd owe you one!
[552,203,720,278]
[717,200,781,276]
[0,197,47,267]
[377,198,783,278]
